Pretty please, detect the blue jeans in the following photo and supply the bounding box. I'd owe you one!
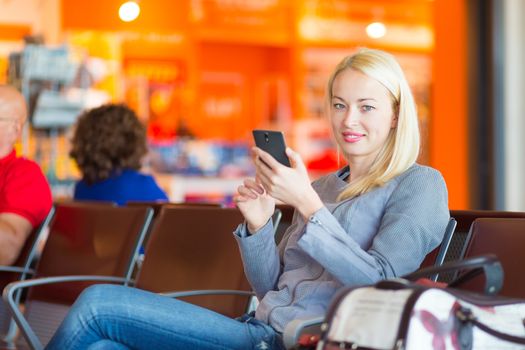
[45,285,285,350]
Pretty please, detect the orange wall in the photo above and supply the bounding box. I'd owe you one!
[0,24,31,41]
[60,0,471,205]
[431,0,469,209]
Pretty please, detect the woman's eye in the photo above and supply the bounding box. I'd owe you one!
[361,105,375,112]
[333,103,345,110]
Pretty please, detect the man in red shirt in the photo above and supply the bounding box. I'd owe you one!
[0,85,52,265]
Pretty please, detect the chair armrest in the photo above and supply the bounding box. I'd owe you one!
[0,265,35,274]
[3,275,128,350]
[161,289,255,298]
[283,317,325,349]
[403,254,503,295]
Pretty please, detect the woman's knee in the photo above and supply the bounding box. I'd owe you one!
[77,284,126,303]
[72,284,130,316]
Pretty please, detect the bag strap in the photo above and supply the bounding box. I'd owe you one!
[402,254,503,295]
[456,306,525,344]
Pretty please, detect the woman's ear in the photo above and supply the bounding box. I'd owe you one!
[391,101,399,128]
[390,114,398,128]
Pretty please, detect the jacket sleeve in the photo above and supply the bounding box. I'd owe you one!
[297,167,449,285]
[233,220,281,299]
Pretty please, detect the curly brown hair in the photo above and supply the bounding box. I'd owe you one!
[70,103,147,184]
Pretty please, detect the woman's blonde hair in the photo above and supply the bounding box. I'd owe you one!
[327,48,420,201]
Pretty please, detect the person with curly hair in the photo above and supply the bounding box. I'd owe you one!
[71,103,168,205]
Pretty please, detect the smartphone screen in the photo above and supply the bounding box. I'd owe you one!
[252,130,291,167]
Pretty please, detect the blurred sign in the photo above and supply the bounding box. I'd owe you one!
[189,0,291,44]
[192,72,245,140]
[22,45,80,83]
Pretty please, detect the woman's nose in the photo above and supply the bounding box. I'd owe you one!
[343,108,359,126]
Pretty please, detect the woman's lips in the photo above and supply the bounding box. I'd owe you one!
[342,132,365,143]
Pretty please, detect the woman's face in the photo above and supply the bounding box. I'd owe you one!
[330,68,397,167]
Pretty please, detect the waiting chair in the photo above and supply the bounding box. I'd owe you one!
[2,203,154,350]
[0,207,55,344]
[134,206,252,318]
[282,216,457,349]
[437,210,525,282]
[446,210,525,263]
[456,217,525,298]
[284,212,525,349]
[126,201,226,271]
[129,200,281,244]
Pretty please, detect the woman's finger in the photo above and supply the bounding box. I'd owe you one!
[286,147,306,172]
[255,170,273,193]
[233,194,248,203]
[254,156,278,184]
[253,147,282,171]
[237,185,258,199]
[243,178,264,194]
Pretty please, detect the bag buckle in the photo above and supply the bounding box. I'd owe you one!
[455,307,475,322]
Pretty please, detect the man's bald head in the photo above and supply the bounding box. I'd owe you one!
[0,85,27,124]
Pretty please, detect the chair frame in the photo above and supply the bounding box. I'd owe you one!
[419,217,457,280]
[0,206,56,343]
[4,207,455,350]
[2,205,154,350]
[1,205,259,349]
[3,275,126,349]
[282,217,458,348]
[133,206,253,316]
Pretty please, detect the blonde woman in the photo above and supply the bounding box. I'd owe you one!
[46,49,449,350]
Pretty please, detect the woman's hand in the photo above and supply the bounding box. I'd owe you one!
[253,147,323,220]
[234,178,276,233]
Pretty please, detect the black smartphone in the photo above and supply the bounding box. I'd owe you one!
[252,129,291,167]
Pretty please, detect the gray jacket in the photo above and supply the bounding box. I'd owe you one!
[234,164,449,332]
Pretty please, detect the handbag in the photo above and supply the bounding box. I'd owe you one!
[317,255,525,350]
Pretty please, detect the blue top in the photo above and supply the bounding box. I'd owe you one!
[234,163,449,332]
[74,169,169,206]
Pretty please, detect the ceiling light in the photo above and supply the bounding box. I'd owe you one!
[366,22,387,39]
[119,1,140,22]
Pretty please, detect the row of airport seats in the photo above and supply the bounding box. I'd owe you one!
[0,201,263,350]
[276,206,525,347]
[2,202,525,349]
